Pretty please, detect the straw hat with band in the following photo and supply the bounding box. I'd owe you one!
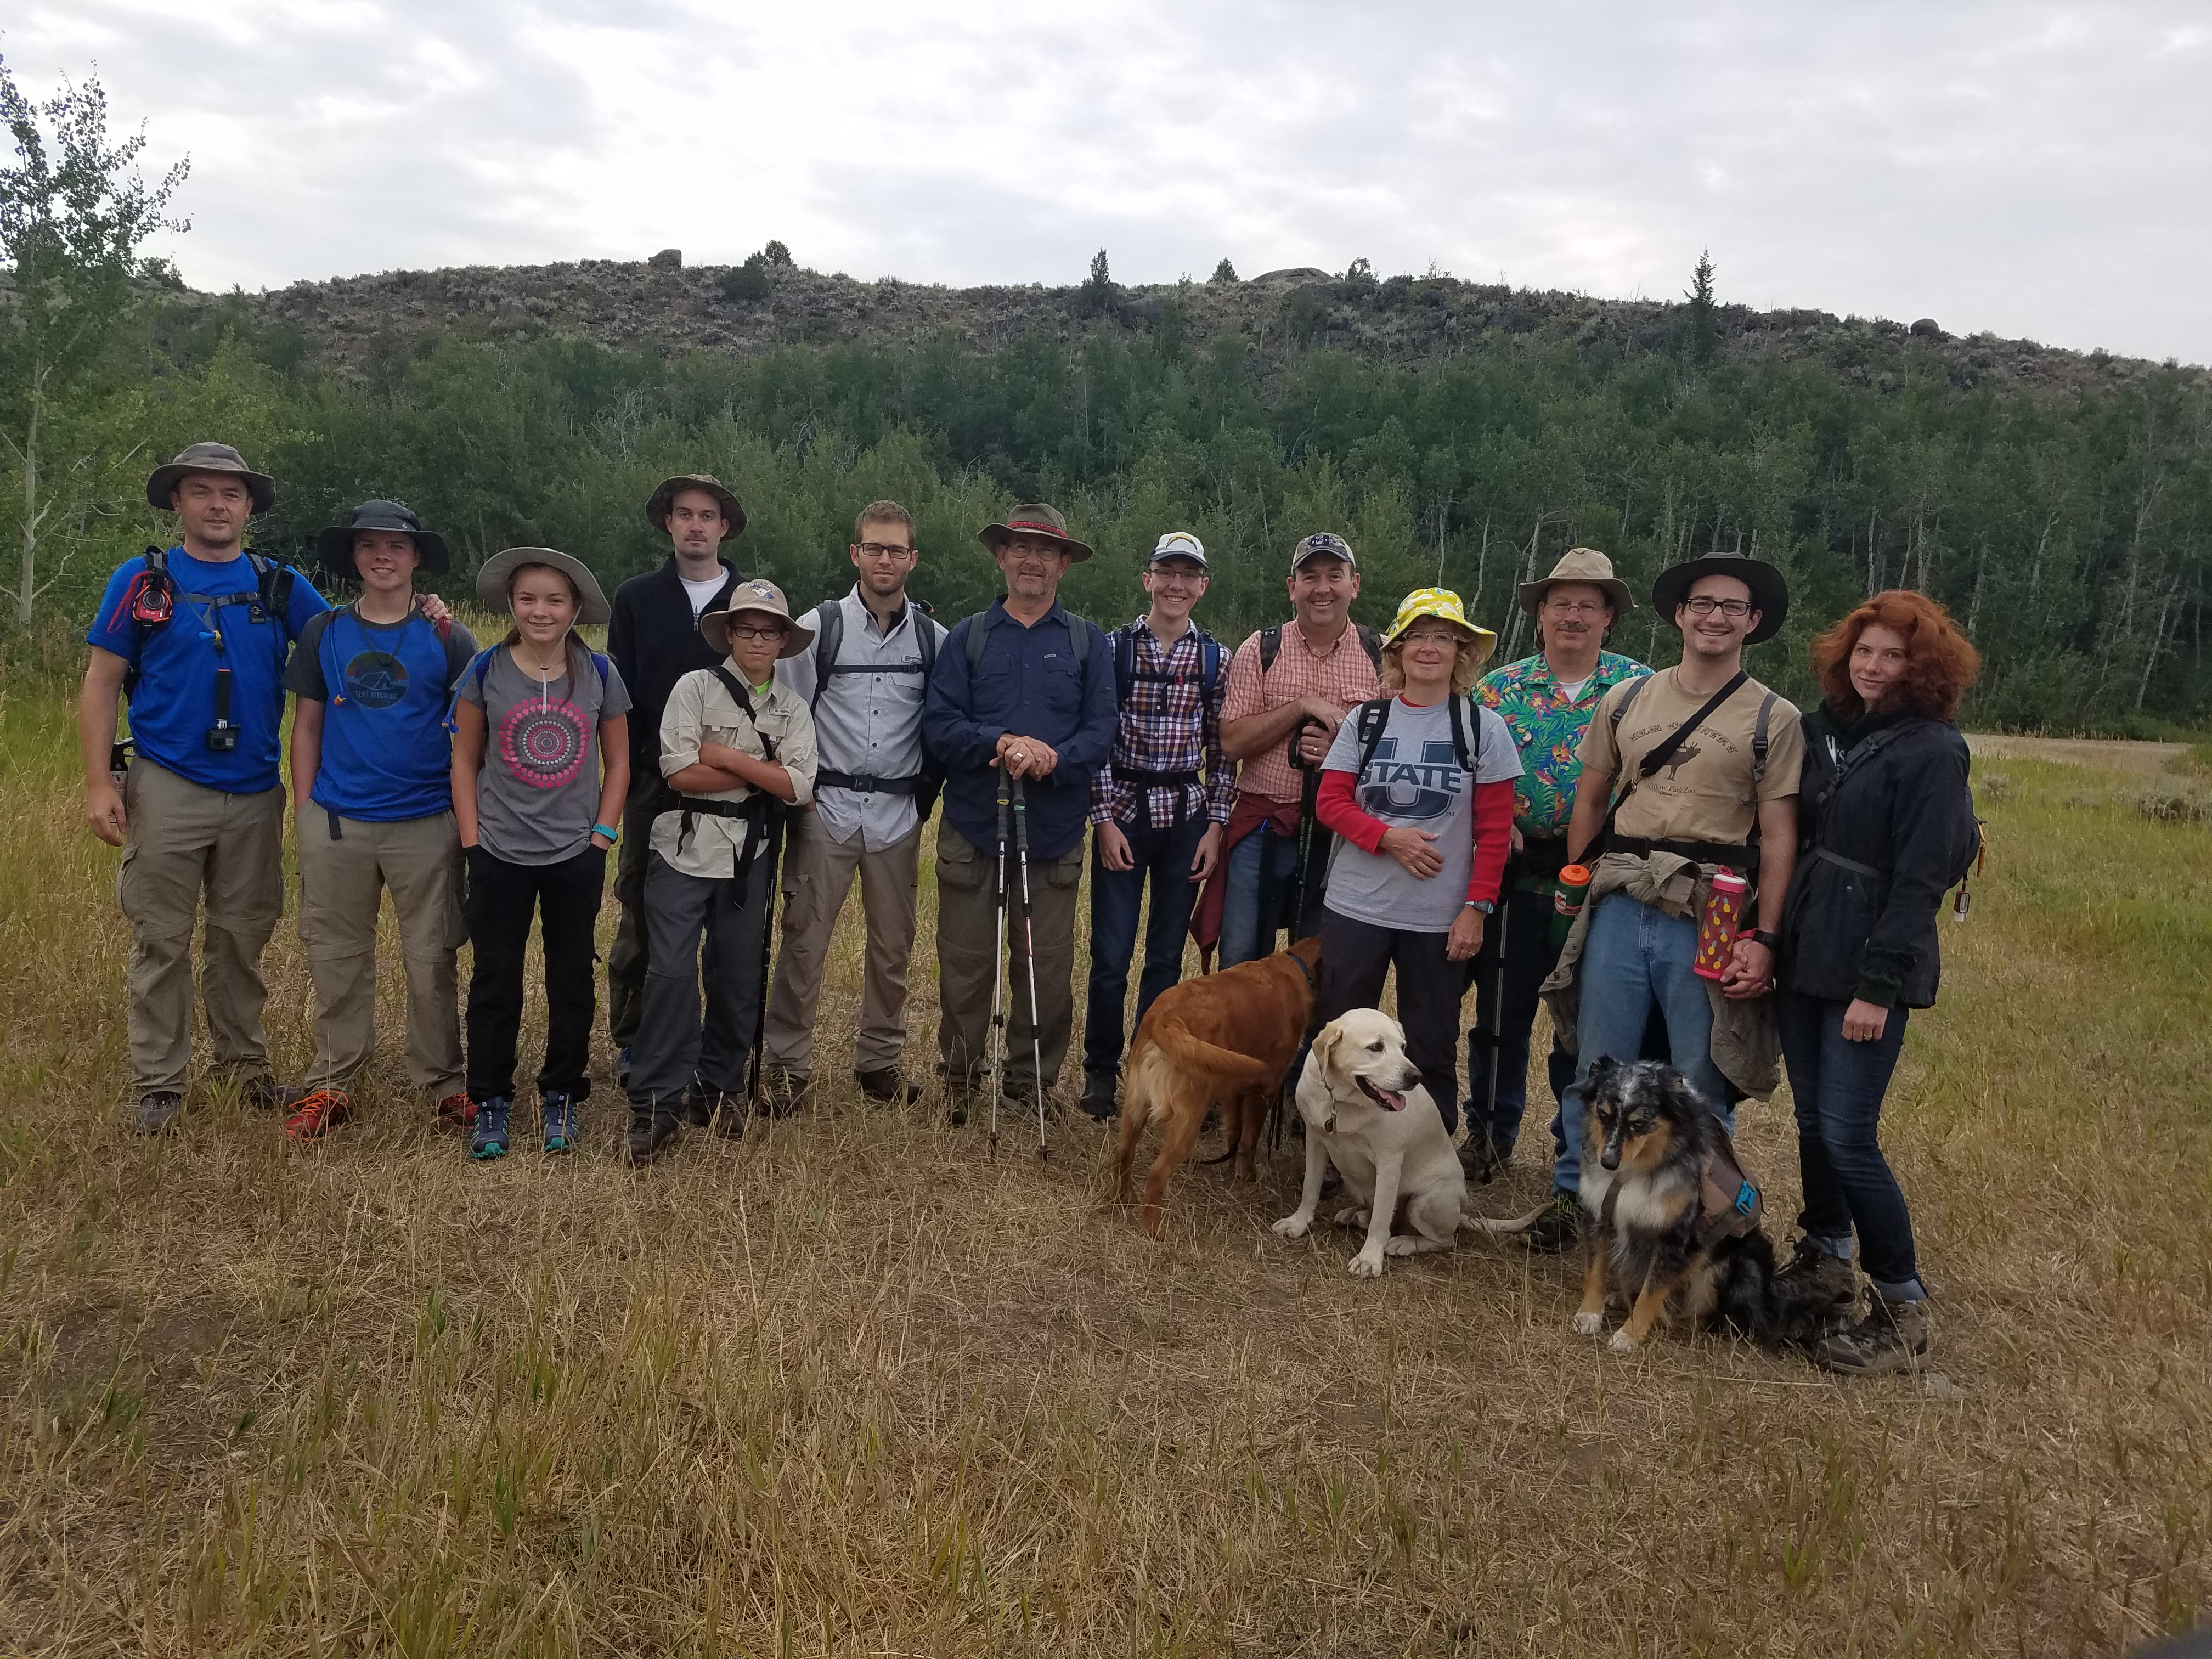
[317,499,452,578]
[476,546,612,627]
[979,503,1092,563]
[1651,550,1790,645]
[699,578,814,659]
[146,442,275,515]
[1384,587,1498,673]
[644,474,747,539]
[1517,546,1633,616]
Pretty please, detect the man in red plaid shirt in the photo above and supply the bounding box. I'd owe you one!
[1077,533,1233,1120]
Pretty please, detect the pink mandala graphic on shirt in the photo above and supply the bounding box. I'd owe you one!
[499,698,588,789]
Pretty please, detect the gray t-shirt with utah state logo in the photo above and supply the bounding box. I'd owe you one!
[456,644,632,865]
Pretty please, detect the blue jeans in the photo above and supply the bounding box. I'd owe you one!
[1217,820,1322,969]
[1082,812,1209,1078]
[1554,894,1734,1192]
[1464,882,1575,1156]
[1778,988,1925,1301]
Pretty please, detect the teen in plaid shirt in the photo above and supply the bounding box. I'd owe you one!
[1079,533,1232,1119]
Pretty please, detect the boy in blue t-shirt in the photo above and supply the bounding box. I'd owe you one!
[81,444,329,1133]
[280,501,478,1143]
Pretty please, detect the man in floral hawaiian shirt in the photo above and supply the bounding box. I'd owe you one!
[1460,548,1648,1180]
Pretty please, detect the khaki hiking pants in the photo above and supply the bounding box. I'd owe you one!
[763,812,922,1081]
[934,821,1083,1101]
[295,805,466,1099]
[117,759,286,1096]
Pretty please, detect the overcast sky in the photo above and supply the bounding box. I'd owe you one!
[9,2,2208,363]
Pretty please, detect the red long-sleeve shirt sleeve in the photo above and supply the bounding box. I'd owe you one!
[1468,777,1514,905]
[1316,769,1386,851]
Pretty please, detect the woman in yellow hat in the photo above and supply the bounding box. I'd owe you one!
[1310,589,1523,1127]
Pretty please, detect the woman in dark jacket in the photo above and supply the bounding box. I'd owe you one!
[1776,590,1979,1376]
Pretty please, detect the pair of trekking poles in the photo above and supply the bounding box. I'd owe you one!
[983,767,1051,1161]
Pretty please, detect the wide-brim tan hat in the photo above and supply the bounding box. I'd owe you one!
[1652,550,1790,645]
[645,474,747,538]
[979,502,1092,563]
[476,546,613,627]
[146,442,275,515]
[699,578,814,658]
[1518,546,1633,616]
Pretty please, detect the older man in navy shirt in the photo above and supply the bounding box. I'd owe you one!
[926,504,1116,1118]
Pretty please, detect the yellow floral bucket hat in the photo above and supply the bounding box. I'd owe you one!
[1383,587,1498,670]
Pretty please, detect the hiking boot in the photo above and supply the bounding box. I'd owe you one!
[1813,1295,1929,1376]
[470,1097,512,1161]
[283,1088,352,1144]
[1078,1071,1118,1122]
[1775,1238,1860,1316]
[541,1091,580,1154]
[706,1092,750,1138]
[680,1086,714,1128]
[136,1091,185,1135]
[855,1066,922,1106]
[239,1074,302,1114]
[1458,1133,1500,1184]
[1523,1190,1583,1254]
[433,1091,477,1132]
[759,1070,808,1120]
[625,1096,680,1165]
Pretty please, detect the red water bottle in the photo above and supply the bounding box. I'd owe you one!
[1693,870,1750,980]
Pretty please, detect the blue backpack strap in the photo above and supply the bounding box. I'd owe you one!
[444,646,500,735]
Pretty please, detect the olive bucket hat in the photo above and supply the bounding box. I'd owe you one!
[316,499,452,578]
[978,503,1093,563]
[644,474,746,538]
[145,442,276,515]
[475,546,613,627]
[1517,546,1633,616]
[698,578,814,658]
[1651,549,1790,644]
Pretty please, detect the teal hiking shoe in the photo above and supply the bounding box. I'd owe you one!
[541,1091,579,1154]
[470,1096,511,1161]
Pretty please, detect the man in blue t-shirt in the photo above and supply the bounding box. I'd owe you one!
[281,500,479,1143]
[81,443,329,1133]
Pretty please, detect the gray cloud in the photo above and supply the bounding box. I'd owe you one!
[9,0,2205,360]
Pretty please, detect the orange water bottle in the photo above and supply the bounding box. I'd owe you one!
[1694,870,1750,980]
[1549,864,1592,955]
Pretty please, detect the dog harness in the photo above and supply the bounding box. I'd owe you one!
[1599,1126,1764,1251]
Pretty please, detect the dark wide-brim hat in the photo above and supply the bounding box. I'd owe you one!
[476,546,613,627]
[1651,551,1790,645]
[698,577,814,658]
[979,502,1093,563]
[146,442,275,515]
[317,499,451,577]
[645,474,746,538]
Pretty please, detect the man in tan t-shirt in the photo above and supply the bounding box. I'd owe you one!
[1521,550,1804,1250]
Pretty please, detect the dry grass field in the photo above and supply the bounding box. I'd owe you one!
[2,661,2209,1656]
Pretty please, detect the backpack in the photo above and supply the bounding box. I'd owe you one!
[1606,672,1779,789]
[111,545,302,701]
[810,597,945,821]
[1258,621,1384,676]
[1112,624,1221,704]
[1350,692,1486,780]
[963,605,1093,672]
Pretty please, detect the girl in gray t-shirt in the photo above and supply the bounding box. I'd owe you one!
[449,552,632,1160]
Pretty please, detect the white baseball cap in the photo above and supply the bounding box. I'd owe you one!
[1149,530,1209,568]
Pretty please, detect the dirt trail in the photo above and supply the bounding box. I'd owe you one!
[1966,734,2192,775]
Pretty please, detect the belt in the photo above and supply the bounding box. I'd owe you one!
[819,768,921,795]
[1119,766,1202,788]
[1608,833,1757,871]
[1813,845,1882,879]
[1510,834,1572,879]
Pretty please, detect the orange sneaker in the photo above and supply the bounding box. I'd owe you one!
[433,1091,477,1131]
[284,1088,352,1143]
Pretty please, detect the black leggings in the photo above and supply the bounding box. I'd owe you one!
[464,843,606,1104]
[1314,908,1468,1135]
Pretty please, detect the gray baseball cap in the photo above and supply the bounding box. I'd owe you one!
[1290,531,1356,571]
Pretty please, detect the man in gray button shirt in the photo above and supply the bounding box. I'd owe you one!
[764,501,947,1109]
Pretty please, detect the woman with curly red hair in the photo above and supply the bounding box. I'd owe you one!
[1773,590,1981,1375]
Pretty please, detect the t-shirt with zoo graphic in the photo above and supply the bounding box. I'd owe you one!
[455,642,632,865]
[287,605,479,821]
[1577,665,1805,847]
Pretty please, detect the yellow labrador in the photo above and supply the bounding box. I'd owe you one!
[1271,1010,1468,1277]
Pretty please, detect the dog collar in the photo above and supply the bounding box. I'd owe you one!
[1286,951,1316,991]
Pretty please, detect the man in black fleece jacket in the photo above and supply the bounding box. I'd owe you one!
[605,475,745,1071]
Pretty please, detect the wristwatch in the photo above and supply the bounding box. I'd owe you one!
[1741,928,1780,949]
[1465,899,1496,915]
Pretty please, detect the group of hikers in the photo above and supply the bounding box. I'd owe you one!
[80,441,1983,1378]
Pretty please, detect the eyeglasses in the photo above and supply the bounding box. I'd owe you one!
[1682,596,1754,618]
[1401,631,1463,647]
[729,623,787,641]
[1543,599,1610,616]
[856,542,913,557]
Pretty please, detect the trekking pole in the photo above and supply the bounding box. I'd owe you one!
[1009,772,1049,1161]
[744,809,784,1110]
[986,769,1012,1159]
[1277,731,1322,1159]
[1479,899,1510,1162]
